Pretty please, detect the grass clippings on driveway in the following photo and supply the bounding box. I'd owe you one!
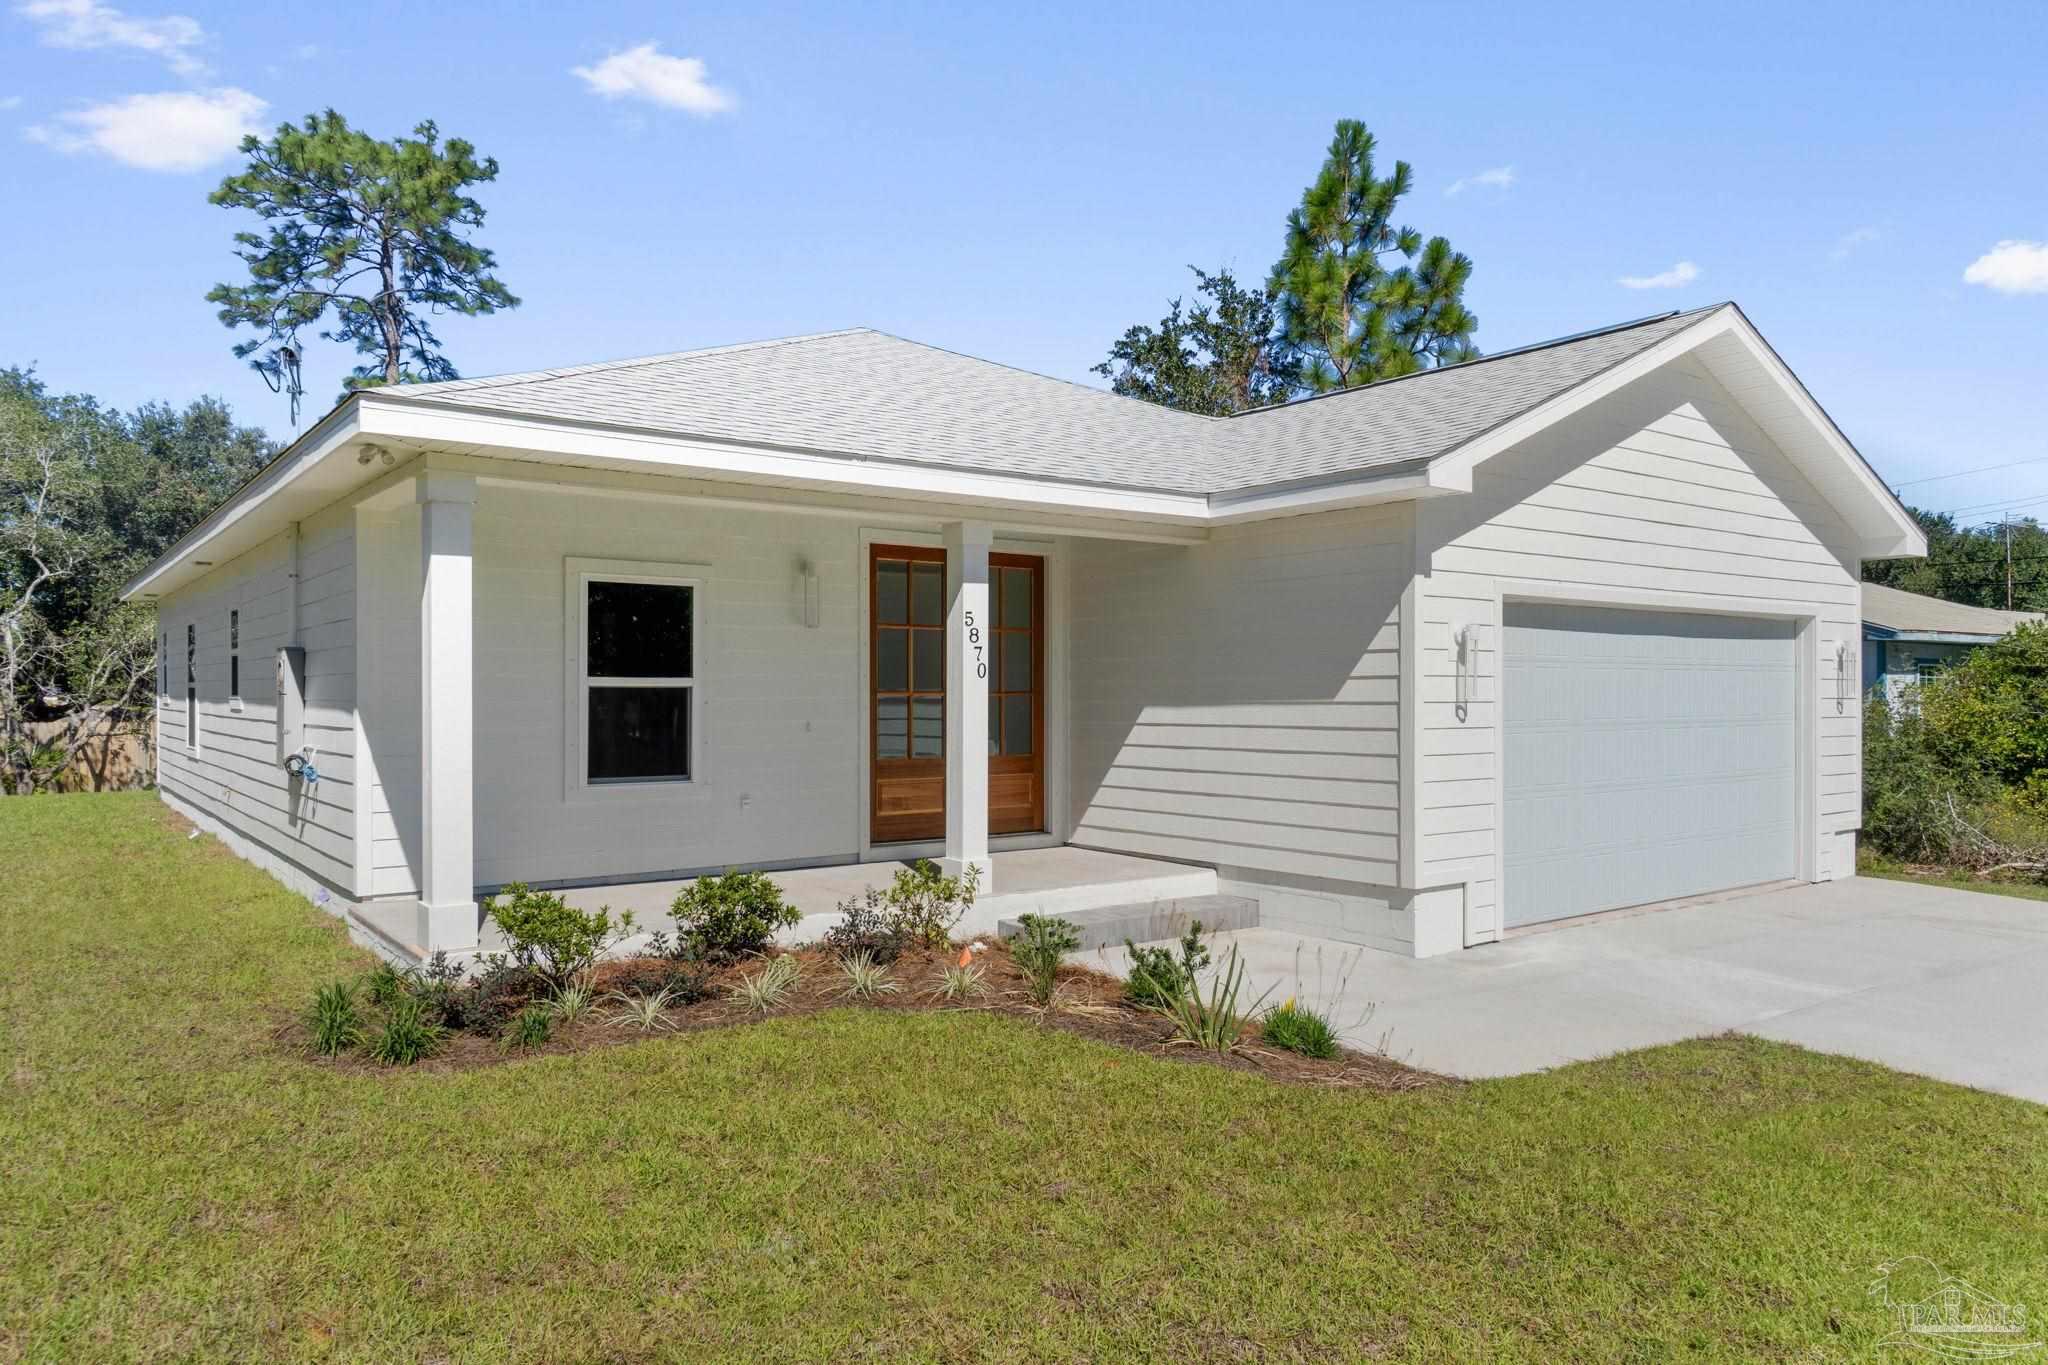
[5,793,2046,1363]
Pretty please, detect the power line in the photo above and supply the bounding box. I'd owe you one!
[1894,453,2048,487]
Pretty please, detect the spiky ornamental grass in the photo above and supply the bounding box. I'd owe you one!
[307,980,364,1056]
[836,951,900,1001]
[729,954,801,1013]
[603,987,680,1033]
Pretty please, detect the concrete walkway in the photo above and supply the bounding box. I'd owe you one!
[1100,877,2048,1105]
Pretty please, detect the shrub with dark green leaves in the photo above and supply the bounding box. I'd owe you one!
[502,1003,554,1050]
[363,994,446,1066]
[671,870,799,961]
[483,883,635,990]
[823,859,978,961]
[1262,1000,1340,1059]
[1009,914,1080,1007]
[1124,920,1210,1008]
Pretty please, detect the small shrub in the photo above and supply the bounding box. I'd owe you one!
[1009,914,1080,1007]
[307,980,363,1056]
[1262,999,1339,1059]
[364,994,446,1066]
[837,951,900,1000]
[822,887,902,961]
[934,948,988,1002]
[603,987,679,1033]
[362,960,408,1007]
[729,954,801,1013]
[483,884,635,991]
[1124,920,1211,1008]
[671,870,799,962]
[548,982,596,1024]
[462,960,545,1037]
[502,1003,554,1050]
[881,859,977,949]
[1158,944,1269,1053]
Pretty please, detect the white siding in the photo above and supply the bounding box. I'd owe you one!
[1068,504,1409,891]
[465,484,863,888]
[1414,357,1863,938]
[155,506,356,892]
[355,505,423,898]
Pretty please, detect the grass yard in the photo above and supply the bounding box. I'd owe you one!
[5,795,2046,1363]
[1859,851,2048,904]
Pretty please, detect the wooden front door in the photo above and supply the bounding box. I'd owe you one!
[987,552,1046,835]
[868,546,1047,844]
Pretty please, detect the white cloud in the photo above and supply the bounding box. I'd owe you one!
[1446,165,1515,196]
[25,86,264,171]
[1831,225,1880,261]
[16,0,208,76]
[1962,240,2048,295]
[571,43,734,114]
[1617,260,1700,290]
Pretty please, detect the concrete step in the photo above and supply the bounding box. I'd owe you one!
[964,863,1218,937]
[996,893,1260,954]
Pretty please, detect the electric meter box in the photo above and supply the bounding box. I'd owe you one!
[275,645,306,766]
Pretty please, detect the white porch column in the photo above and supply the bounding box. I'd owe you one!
[941,520,993,895]
[416,473,478,953]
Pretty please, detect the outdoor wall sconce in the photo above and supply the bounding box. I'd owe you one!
[797,560,821,629]
[1454,623,1480,723]
[1835,640,1850,713]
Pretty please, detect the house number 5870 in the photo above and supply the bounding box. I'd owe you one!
[964,609,987,679]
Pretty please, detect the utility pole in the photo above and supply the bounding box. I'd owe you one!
[2007,514,2016,612]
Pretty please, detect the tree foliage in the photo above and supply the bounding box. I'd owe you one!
[1092,267,1294,416]
[1268,120,1478,391]
[1864,505,2048,612]
[0,368,271,792]
[208,111,518,401]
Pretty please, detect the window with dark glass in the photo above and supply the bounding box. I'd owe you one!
[185,623,197,750]
[229,609,240,702]
[583,579,694,783]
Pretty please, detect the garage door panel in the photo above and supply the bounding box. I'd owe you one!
[1504,604,1796,927]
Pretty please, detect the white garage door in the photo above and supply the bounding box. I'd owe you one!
[1503,603,1797,928]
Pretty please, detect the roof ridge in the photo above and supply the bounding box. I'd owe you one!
[380,328,878,401]
[1229,302,1729,420]
[859,328,1225,426]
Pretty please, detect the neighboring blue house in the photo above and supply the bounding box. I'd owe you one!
[1862,582,2043,708]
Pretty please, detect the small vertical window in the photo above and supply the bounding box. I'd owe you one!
[229,609,240,703]
[185,623,197,752]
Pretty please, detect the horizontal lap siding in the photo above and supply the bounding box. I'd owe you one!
[468,486,862,888]
[1069,504,1409,887]
[1415,358,1863,911]
[156,508,356,891]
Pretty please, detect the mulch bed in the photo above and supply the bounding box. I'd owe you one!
[293,941,1444,1092]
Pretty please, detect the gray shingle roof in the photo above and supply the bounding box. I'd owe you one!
[382,306,1728,497]
[1862,583,2044,638]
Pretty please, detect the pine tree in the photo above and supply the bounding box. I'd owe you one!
[207,111,518,402]
[1269,120,1478,390]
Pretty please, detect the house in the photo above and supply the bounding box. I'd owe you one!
[122,302,1925,962]
[1861,581,2042,709]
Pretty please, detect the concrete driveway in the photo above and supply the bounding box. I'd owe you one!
[1109,878,2048,1104]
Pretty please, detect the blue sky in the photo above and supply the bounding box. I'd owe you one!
[4,0,2045,528]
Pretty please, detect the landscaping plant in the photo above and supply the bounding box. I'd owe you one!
[823,859,980,961]
[1157,944,1269,1053]
[934,947,988,1002]
[836,951,900,1000]
[548,982,596,1024]
[670,870,799,961]
[1009,914,1080,1007]
[502,1003,554,1051]
[483,883,636,990]
[364,994,447,1066]
[603,987,680,1033]
[730,954,801,1013]
[307,980,364,1056]
[1124,919,1211,1008]
[1262,998,1340,1059]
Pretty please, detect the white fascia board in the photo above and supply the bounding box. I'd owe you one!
[1427,305,1926,562]
[358,397,1212,527]
[121,401,365,601]
[1202,466,1457,524]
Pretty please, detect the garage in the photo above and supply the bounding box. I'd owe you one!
[1501,603,1799,928]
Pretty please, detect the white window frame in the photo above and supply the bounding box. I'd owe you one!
[563,557,707,802]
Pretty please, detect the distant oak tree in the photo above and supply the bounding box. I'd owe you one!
[1092,266,1294,416]
[207,110,518,406]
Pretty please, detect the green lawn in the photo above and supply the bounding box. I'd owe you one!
[1859,852,2048,904]
[5,795,2046,1363]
